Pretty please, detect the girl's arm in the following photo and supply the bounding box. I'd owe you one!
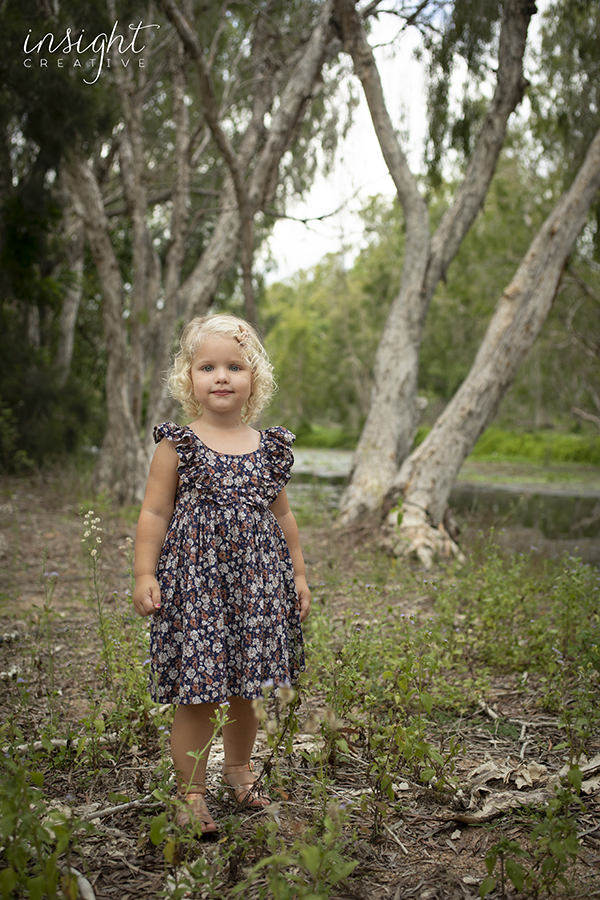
[269,488,311,622]
[132,438,180,617]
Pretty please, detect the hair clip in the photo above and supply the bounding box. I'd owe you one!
[236,326,248,344]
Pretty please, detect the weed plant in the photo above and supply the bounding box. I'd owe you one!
[1,504,600,897]
[0,726,94,899]
[481,779,585,899]
[304,535,599,887]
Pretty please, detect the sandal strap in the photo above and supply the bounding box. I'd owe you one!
[222,766,271,808]
[178,782,207,796]
[223,762,254,775]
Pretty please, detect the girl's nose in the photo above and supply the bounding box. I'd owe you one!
[215,367,229,382]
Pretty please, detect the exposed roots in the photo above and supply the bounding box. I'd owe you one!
[383,502,465,569]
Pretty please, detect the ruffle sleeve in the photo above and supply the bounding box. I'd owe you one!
[153,422,207,489]
[261,427,296,498]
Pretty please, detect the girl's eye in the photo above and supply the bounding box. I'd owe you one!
[230,365,241,371]
[201,365,213,372]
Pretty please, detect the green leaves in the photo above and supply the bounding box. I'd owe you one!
[149,811,169,847]
[0,749,83,900]
[482,777,584,898]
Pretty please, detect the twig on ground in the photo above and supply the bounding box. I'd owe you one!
[80,793,160,822]
[477,700,499,720]
[382,821,409,854]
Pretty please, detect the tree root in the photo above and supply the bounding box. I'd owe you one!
[383,503,465,569]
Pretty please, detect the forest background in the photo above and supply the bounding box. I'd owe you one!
[1,0,599,520]
[2,2,600,898]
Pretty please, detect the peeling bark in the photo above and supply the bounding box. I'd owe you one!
[53,191,84,386]
[390,127,600,566]
[62,152,148,503]
[335,0,534,526]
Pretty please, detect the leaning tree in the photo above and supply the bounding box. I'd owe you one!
[332,0,600,564]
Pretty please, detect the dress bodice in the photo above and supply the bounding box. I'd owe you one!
[153,422,295,509]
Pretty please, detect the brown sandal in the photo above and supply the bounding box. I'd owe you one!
[175,787,218,837]
[222,763,271,809]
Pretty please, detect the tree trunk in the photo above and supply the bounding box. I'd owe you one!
[388,127,600,567]
[335,0,533,526]
[145,0,337,438]
[53,188,84,386]
[64,1,338,503]
[62,152,148,503]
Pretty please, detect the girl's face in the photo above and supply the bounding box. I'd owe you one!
[190,336,253,418]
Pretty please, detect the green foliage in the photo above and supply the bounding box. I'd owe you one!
[470,426,600,464]
[530,0,600,259]
[0,731,92,900]
[306,600,466,834]
[422,0,504,186]
[78,513,162,744]
[263,198,404,434]
[236,811,358,900]
[0,0,114,468]
[265,151,600,437]
[306,538,600,821]
[3,484,600,896]
[0,403,33,474]
[0,344,105,470]
[293,423,356,449]
[481,782,584,899]
[431,538,600,683]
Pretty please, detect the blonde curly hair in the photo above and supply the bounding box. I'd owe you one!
[167,315,275,422]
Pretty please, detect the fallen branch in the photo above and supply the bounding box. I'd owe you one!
[7,734,118,755]
[477,699,499,721]
[79,793,159,822]
[5,705,171,754]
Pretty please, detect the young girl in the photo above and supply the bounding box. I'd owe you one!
[132,314,310,836]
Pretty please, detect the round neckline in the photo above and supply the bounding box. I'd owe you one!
[185,425,263,458]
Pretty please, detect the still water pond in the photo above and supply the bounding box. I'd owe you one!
[290,448,600,540]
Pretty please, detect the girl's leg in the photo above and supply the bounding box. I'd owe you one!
[171,702,220,834]
[171,701,220,787]
[221,696,270,808]
[221,696,259,767]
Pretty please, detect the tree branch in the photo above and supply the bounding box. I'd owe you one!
[159,0,258,321]
[426,0,535,295]
[572,407,600,429]
[159,0,250,217]
[396,126,600,534]
[333,0,427,242]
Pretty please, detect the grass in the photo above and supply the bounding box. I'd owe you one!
[470,427,600,466]
[292,422,358,450]
[456,458,600,489]
[1,474,600,898]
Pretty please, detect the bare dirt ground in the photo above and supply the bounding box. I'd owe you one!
[1,469,599,899]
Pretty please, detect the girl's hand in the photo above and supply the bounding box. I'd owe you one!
[133,575,162,617]
[295,574,311,622]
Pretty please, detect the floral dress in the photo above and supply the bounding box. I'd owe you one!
[149,422,305,705]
